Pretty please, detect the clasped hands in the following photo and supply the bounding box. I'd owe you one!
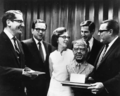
[22,67,45,79]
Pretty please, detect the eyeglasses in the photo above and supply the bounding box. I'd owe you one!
[35,28,46,32]
[98,30,109,33]
[59,36,70,39]
[13,19,24,23]
[73,48,86,52]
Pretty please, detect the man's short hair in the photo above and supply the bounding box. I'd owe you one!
[80,20,95,33]
[102,19,119,35]
[2,10,23,28]
[32,19,47,29]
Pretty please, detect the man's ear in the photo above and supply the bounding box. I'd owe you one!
[31,29,34,33]
[109,29,113,35]
[6,19,11,27]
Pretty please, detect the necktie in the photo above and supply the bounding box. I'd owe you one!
[96,44,108,69]
[13,37,20,54]
[86,41,90,60]
[86,41,90,52]
[12,37,20,62]
[38,42,44,62]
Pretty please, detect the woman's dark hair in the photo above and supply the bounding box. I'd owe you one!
[51,27,66,48]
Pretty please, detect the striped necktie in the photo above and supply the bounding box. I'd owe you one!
[38,42,44,62]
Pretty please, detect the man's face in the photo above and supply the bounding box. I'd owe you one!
[32,23,46,41]
[73,44,87,61]
[9,13,24,35]
[98,23,110,44]
[81,26,93,41]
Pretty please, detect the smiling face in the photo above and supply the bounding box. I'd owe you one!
[81,26,93,41]
[57,32,70,48]
[32,23,46,41]
[8,13,24,36]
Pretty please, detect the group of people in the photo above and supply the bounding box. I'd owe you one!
[0,9,119,96]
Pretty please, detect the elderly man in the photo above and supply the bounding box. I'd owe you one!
[67,38,94,96]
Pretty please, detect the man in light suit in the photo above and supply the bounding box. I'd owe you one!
[0,10,37,96]
[88,19,120,96]
[80,20,103,65]
[22,19,54,96]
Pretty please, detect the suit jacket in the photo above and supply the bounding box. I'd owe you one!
[93,37,120,96]
[0,32,26,96]
[22,38,54,96]
[87,38,103,65]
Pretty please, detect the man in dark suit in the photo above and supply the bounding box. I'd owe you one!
[0,10,37,96]
[22,19,53,96]
[80,20,103,65]
[88,19,120,96]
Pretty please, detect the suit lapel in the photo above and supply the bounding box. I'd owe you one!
[43,41,48,61]
[94,45,105,68]
[31,38,40,59]
[97,38,120,69]
[2,32,21,67]
[17,40,25,67]
[101,38,119,63]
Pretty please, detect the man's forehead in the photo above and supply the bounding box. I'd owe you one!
[99,23,108,30]
[15,14,23,20]
[81,26,89,31]
[35,23,46,29]
[74,44,85,48]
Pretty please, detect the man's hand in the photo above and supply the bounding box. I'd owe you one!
[22,67,38,79]
[87,82,104,94]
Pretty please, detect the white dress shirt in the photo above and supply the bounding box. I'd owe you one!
[4,28,20,51]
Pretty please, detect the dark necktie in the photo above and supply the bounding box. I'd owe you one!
[86,41,90,52]
[86,41,91,61]
[38,42,44,62]
[12,37,20,62]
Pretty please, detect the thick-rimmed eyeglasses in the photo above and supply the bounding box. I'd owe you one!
[13,19,24,23]
[73,48,86,52]
[98,30,109,33]
[35,28,46,32]
[59,36,70,39]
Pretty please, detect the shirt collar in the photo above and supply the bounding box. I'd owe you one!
[74,59,87,66]
[88,37,94,44]
[108,36,118,47]
[33,36,43,45]
[4,28,14,40]
[88,37,94,50]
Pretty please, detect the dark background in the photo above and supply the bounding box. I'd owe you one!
[0,0,120,45]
